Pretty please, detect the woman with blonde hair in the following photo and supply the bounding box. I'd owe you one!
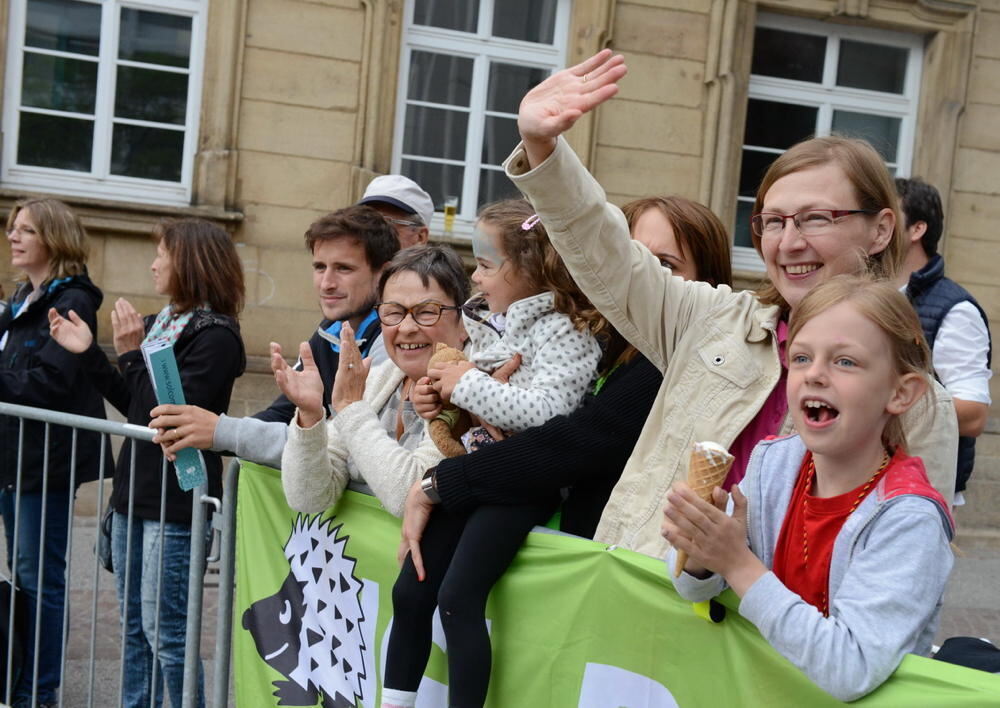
[503,49,957,559]
[1,197,110,707]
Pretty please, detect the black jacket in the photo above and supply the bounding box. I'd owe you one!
[85,310,246,524]
[434,353,663,539]
[252,316,382,424]
[0,273,112,493]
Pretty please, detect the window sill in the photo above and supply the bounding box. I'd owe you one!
[0,187,243,236]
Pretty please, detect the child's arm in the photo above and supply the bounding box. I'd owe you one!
[666,485,954,701]
[662,484,768,599]
[444,315,602,433]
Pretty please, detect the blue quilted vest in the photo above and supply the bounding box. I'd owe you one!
[906,254,993,492]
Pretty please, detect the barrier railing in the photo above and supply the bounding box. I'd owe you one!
[0,401,227,708]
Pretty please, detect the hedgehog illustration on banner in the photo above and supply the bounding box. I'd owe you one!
[242,515,367,707]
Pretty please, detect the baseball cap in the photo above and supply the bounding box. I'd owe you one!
[358,175,435,230]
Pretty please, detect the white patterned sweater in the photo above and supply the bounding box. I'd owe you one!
[452,291,602,433]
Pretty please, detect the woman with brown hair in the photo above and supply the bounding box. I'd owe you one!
[48,218,245,708]
[384,197,733,707]
[1,198,109,707]
[624,196,733,286]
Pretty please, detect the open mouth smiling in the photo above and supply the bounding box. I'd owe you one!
[803,398,840,425]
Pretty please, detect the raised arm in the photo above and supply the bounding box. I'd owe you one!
[508,51,738,371]
[280,413,350,514]
[517,49,627,168]
[271,341,325,428]
[333,358,445,517]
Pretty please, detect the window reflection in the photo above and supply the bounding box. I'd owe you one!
[119,9,192,68]
[26,0,101,55]
[22,54,98,114]
[115,66,188,125]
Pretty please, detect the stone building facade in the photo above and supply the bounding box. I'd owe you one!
[1,0,997,423]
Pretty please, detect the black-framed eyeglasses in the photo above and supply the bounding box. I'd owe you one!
[384,217,424,229]
[751,209,879,238]
[376,301,461,326]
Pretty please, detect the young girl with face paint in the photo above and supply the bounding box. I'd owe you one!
[381,198,606,708]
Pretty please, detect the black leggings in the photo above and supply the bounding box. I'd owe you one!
[384,501,555,707]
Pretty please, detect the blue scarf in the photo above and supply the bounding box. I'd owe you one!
[323,309,379,353]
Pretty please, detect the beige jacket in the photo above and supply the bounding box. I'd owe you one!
[281,359,444,517]
[504,137,958,559]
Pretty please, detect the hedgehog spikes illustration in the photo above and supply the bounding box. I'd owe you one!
[243,515,368,707]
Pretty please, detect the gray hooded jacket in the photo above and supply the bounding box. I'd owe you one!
[670,435,955,702]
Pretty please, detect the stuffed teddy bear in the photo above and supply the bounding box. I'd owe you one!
[426,343,472,458]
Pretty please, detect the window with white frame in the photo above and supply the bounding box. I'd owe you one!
[734,13,923,271]
[1,0,206,206]
[393,0,570,235]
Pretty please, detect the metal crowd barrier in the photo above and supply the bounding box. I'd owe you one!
[0,401,236,708]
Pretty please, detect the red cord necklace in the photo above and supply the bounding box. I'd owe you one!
[801,449,891,615]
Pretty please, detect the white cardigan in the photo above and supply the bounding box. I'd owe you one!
[280,359,444,517]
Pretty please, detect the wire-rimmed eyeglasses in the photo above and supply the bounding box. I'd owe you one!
[751,209,878,238]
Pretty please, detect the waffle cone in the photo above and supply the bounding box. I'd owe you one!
[674,442,735,578]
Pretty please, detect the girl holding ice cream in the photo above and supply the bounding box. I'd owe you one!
[663,275,954,702]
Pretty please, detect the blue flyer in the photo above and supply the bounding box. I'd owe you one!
[141,339,208,491]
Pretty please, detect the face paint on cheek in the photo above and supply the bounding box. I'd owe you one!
[472,226,506,269]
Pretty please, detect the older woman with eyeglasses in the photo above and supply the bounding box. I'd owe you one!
[277,245,470,516]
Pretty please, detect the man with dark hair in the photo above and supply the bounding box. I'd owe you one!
[895,177,992,502]
[148,205,401,467]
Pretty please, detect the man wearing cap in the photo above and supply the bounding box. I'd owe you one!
[147,205,401,468]
[358,174,435,248]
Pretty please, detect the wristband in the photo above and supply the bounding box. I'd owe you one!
[420,466,441,505]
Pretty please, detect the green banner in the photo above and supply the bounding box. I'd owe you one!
[234,461,1000,707]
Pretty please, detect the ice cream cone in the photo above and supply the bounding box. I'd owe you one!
[673,441,735,578]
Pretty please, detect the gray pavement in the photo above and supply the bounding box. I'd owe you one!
[1,510,223,708]
[936,529,1000,646]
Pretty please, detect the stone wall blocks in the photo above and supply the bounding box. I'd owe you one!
[597,101,703,154]
[614,4,710,62]
[246,0,364,61]
[238,100,357,162]
[594,146,702,199]
[242,48,360,110]
[614,53,705,108]
[969,57,1000,105]
[237,151,351,211]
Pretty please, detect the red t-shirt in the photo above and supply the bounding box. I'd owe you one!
[772,450,897,615]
